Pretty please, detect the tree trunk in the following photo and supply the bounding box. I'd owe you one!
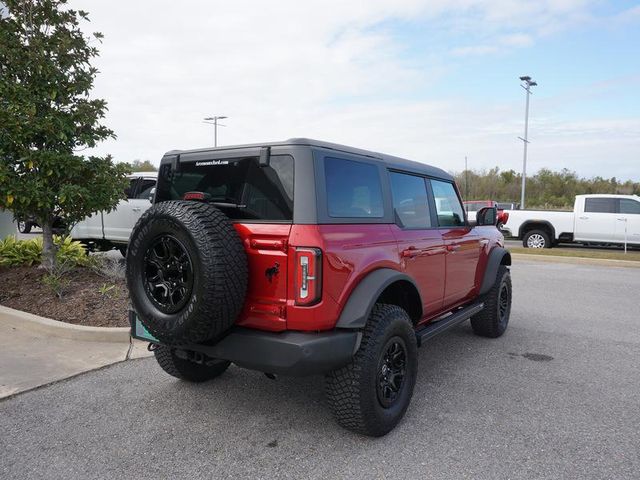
[41,218,57,270]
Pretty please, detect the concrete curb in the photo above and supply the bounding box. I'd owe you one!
[511,253,640,268]
[0,305,130,342]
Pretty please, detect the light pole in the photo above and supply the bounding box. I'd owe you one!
[203,115,228,147]
[518,76,537,209]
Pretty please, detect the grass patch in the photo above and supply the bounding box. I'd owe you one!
[508,247,640,262]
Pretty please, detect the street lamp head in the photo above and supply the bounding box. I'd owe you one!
[204,117,214,121]
[519,76,531,81]
[529,81,538,87]
[218,116,228,120]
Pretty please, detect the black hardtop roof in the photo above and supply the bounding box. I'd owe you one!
[164,138,452,181]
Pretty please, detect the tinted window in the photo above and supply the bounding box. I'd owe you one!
[325,157,383,218]
[156,155,294,221]
[124,179,138,199]
[584,198,616,213]
[389,172,431,228]
[619,199,640,215]
[430,179,465,227]
[136,179,156,199]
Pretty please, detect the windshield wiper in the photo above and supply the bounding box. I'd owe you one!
[211,201,247,209]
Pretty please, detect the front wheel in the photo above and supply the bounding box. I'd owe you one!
[471,265,512,338]
[154,345,231,382]
[324,304,418,437]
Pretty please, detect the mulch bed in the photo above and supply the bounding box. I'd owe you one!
[0,265,129,327]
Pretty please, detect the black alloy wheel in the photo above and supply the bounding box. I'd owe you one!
[143,235,193,314]
[376,337,408,408]
[498,283,510,329]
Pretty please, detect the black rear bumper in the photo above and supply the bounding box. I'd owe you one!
[130,311,361,376]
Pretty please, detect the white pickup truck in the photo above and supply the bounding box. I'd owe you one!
[502,194,640,248]
[70,172,157,255]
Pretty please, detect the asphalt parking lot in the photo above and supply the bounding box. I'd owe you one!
[1,260,639,480]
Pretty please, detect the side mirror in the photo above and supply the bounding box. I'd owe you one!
[148,187,156,203]
[476,206,498,226]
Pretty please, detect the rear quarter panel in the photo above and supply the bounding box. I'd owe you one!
[285,224,400,331]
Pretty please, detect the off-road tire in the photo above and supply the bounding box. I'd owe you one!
[126,201,248,345]
[154,345,230,382]
[471,265,511,338]
[324,304,418,437]
[523,229,550,248]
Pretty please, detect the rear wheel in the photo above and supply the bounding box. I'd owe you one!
[325,304,418,437]
[523,229,550,248]
[153,345,230,382]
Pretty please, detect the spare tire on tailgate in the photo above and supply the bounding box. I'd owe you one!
[126,200,248,345]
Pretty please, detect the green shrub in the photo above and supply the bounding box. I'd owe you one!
[0,235,89,267]
[0,236,42,266]
[55,235,90,266]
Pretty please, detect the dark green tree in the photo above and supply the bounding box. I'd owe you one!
[0,0,129,268]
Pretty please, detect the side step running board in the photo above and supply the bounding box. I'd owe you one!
[415,302,484,346]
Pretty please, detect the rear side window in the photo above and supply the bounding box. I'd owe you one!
[389,172,431,228]
[324,157,383,218]
[124,178,138,199]
[619,199,640,214]
[156,155,294,221]
[584,198,616,213]
[136,179,156,199]
[430,179,465,227]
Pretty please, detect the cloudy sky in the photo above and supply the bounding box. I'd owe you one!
[67,0,639,179]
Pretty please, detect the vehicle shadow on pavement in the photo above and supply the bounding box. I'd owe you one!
[135,322,503,439]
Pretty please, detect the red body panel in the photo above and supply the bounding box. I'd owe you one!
[232,221,502,333]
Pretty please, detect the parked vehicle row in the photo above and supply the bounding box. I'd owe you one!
[501,194,640,248]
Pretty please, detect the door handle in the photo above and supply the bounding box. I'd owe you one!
[401,247,419,258]
[579,216,589,220]
[617,218,627,221]
[446,244,461,253]
[132,207,141,212]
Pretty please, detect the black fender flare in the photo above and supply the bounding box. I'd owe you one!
[479,247,512,295]
[335,268,422,330]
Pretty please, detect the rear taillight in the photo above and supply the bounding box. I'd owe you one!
[295,247,322,306]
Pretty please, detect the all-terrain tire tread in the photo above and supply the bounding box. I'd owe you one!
[470,265,511,338]
[154,345,230,382]
[324,304,416,436]
[127,201,248,345]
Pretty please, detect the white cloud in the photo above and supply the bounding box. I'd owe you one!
[61,0,638,181]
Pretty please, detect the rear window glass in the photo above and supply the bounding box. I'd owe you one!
[156,155,294,221]
[584,198,615,213]
[389,172,431,228]
[324,157,383,218]
[619,199,640,214]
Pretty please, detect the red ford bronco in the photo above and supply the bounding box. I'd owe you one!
[127,138,512,437]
